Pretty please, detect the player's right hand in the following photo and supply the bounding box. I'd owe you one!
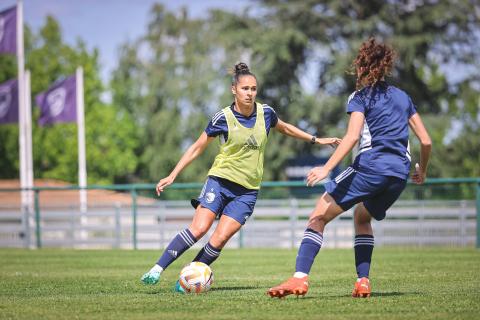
[156,176,174,196]
[411,163,426,185]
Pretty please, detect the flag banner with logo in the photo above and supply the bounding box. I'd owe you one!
[0,6,16,54]
[0,78,18,124]
[35,75,77,126]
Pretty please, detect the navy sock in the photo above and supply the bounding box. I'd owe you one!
[193,242,221,265]
[157,229,197,269]
[295,228,323,274]
[354,234,374,278]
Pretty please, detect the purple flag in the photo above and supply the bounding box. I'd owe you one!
[0,78,18,124]
[0,6,16,54]
[35,75,77,126]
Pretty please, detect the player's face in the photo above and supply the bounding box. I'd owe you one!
[232,75,257,108]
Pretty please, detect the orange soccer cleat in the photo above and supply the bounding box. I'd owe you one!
[352,277,371,298]
[267,276,309,298]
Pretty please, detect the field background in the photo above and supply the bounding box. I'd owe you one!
[0,248,479,320]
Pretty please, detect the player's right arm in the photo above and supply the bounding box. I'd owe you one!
[409,113,432,185]
[156,132,215,195]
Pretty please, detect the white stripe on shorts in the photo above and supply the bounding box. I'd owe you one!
[335,167,355,184]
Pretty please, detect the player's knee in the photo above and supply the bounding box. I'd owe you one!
[189,224,210,239]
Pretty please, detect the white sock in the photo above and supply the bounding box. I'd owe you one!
[293,272,308,278]
[150,264,164,274]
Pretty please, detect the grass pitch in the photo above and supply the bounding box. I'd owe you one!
[0,248,479,320]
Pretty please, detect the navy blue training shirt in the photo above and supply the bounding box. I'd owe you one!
[347,82,417,180]
[205,103,279,143]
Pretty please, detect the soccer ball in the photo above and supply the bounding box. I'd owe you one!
[178,262,214,294]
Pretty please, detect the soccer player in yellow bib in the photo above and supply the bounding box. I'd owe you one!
[141,62,340,290]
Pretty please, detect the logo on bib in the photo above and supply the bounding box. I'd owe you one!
[243,135,260,150]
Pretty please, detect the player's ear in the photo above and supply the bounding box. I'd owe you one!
[231,85,236,95]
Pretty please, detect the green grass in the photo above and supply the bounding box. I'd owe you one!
[0,248,479,320]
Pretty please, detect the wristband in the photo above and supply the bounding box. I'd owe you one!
[310,135,317,144]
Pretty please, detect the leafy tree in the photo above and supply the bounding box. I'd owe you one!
[0,17,138,184]
[252,0,480,178]
[111,4,221,183]
[112,0,480,183]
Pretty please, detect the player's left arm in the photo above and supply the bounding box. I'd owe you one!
[306,111,364,186]
[274,118,341,147]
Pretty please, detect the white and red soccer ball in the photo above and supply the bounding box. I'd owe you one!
[178,262,214,293]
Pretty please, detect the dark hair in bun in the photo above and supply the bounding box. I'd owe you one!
[232,62,256,85]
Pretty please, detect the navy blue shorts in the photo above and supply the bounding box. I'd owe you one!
[325,166,407,221]
[191,176,258,225]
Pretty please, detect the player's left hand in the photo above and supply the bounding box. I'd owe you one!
[316,137,341,148]
[411,163,426,185]
[306,166,330,187]
[156,175,175,196]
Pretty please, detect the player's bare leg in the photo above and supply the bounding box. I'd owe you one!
[209,214,243,249]
[188,205,217,239]
[268,193,344,298]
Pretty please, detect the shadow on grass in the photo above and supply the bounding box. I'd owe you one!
[323,291,419,298]
[211,285,260,291]
[373,291,419,297]
[141,285,262,294]
[267,296,317,300]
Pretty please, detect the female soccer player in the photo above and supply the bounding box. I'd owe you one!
[268,38,432,298]
[141,62,340,288]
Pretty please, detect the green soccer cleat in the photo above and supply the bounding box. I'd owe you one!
[174,280,185,293]
[141,271,161,285]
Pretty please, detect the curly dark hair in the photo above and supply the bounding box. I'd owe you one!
[231,62,256,85]
[352,38,396,90]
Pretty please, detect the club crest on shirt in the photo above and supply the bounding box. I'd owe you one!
[206,192,216,203]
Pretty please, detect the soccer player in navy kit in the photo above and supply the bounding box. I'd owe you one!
[268,38,432,298]
[140,62,340,289]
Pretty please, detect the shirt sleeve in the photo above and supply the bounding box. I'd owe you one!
[205,110,228,137]
[263,104,279,128]
[346,91,365,114]
[407,96,418,118]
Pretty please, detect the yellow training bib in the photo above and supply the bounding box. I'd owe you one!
[208,103,268,189]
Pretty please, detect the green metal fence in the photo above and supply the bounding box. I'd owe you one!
[0,177,479,248]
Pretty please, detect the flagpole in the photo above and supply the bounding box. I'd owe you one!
[16,0,28,218]
[25,69,34,248]
[25,70,33,199]
[76,67,87,217]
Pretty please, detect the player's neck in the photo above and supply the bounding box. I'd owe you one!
[233,101,255,117]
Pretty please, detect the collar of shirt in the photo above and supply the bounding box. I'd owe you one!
[230,102,257,119]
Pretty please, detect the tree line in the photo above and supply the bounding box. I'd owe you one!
[0,1,478,185]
